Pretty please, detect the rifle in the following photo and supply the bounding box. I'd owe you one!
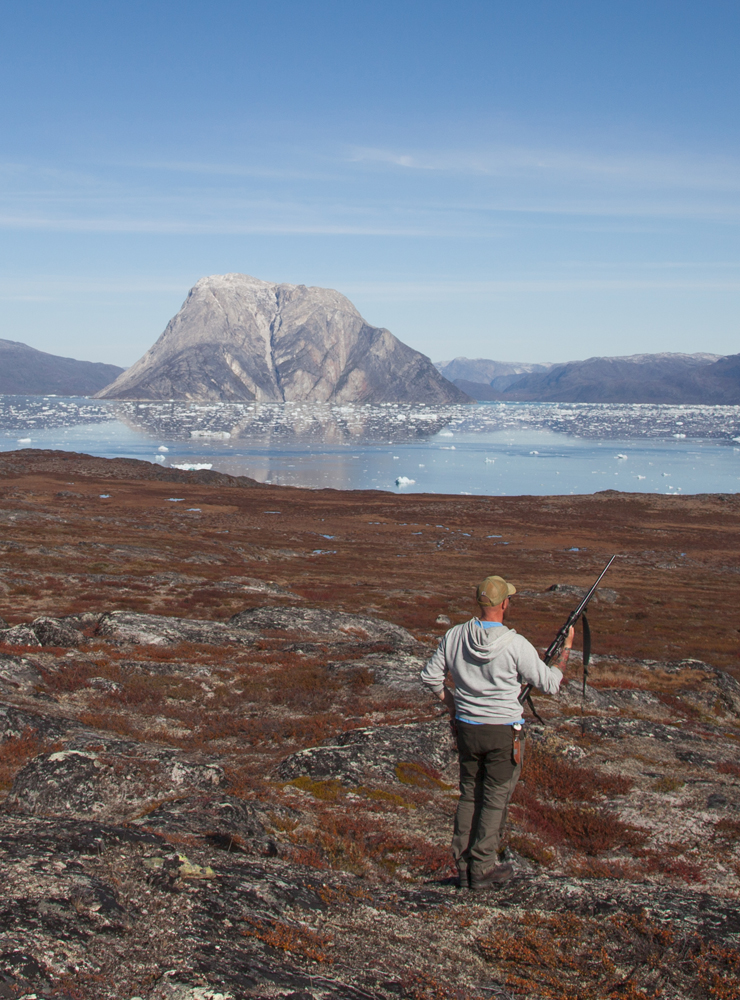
[518,555,617,722]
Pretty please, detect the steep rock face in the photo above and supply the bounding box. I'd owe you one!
[97,274,469,404]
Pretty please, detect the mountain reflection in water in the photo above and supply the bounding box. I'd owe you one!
[1,396,739,495]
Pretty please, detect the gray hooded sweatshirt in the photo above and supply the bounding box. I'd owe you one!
[420,620,562,725]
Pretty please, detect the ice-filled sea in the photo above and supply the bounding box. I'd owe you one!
[1,395,739,496]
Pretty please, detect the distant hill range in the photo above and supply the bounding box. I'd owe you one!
[0,339,124,396]
[435,353,740,404]
[97,274,468,405]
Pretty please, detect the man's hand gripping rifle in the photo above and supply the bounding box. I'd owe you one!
[518,555,617,721]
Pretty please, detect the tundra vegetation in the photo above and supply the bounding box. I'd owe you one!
[0,449,738,999]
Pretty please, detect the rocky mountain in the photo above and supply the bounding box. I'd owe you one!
[97,274,469,404]
[435,356,555,392]
[442,352,739,403]
[0,338,124,396]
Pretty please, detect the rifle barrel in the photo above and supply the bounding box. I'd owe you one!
[518,555,617,707]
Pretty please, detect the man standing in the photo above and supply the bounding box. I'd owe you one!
[421,574,572,890]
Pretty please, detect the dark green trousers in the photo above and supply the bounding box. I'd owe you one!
[451,721,524,876]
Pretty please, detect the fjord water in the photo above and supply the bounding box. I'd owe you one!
[1,396,738,496]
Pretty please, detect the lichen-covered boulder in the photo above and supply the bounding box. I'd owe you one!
[0,704,79,743]
[0,625,41,647]
[0,654,43,693]
[132,794,286,857]
[31,616,83,647]
[8,746,224,822]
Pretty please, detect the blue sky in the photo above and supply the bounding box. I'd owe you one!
[1,0,739,367]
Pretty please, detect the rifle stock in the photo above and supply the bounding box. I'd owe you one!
[518,555,617,712]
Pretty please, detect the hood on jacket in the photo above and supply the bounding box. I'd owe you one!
[462,620,518,663]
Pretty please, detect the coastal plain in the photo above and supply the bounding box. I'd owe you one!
[0,449,738,1000]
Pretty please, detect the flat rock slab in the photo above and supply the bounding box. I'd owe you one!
[276,720,454,786]
[326,651,427,691]
[229,606,417,648]
[95,610,256,647]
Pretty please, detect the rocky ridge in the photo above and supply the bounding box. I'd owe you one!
[96,274,468,405]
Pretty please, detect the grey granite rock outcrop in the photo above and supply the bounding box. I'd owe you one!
[7,742,224,822]
[0,615,86,649]
[326,650,427,690]
[30,615,84,647]
[131,794,288,858]
[276,719,455,786]
[81,606,416,651]
[0,624,41,647]
[0,654,43,694]
[96,273,470,404]
[229,605,417,648]
[95,610,256,647]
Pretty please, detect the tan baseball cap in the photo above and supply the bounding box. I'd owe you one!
[476,575,516,607]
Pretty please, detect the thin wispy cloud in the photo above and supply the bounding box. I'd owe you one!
[2,140,740,239]
[349,144,740,193]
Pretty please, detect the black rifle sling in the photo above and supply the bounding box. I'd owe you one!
[581,613,591,696]
[524,690,545,725]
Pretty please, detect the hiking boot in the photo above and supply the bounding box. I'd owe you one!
[469,863,514,890]
[456,865,470,890]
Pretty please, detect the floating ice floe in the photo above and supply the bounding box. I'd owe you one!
[673,433,686,439]
[172,463,213,471]
[154,455,166,463]
[635,475,646,480]
[439,430,454,437]
[615,453,628,459]
[485,457,495,464]
[17,438,31,444]
[395,476,416,486]
[167,498,185,502]
[529,450,539,455]
[158,445,169,452]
